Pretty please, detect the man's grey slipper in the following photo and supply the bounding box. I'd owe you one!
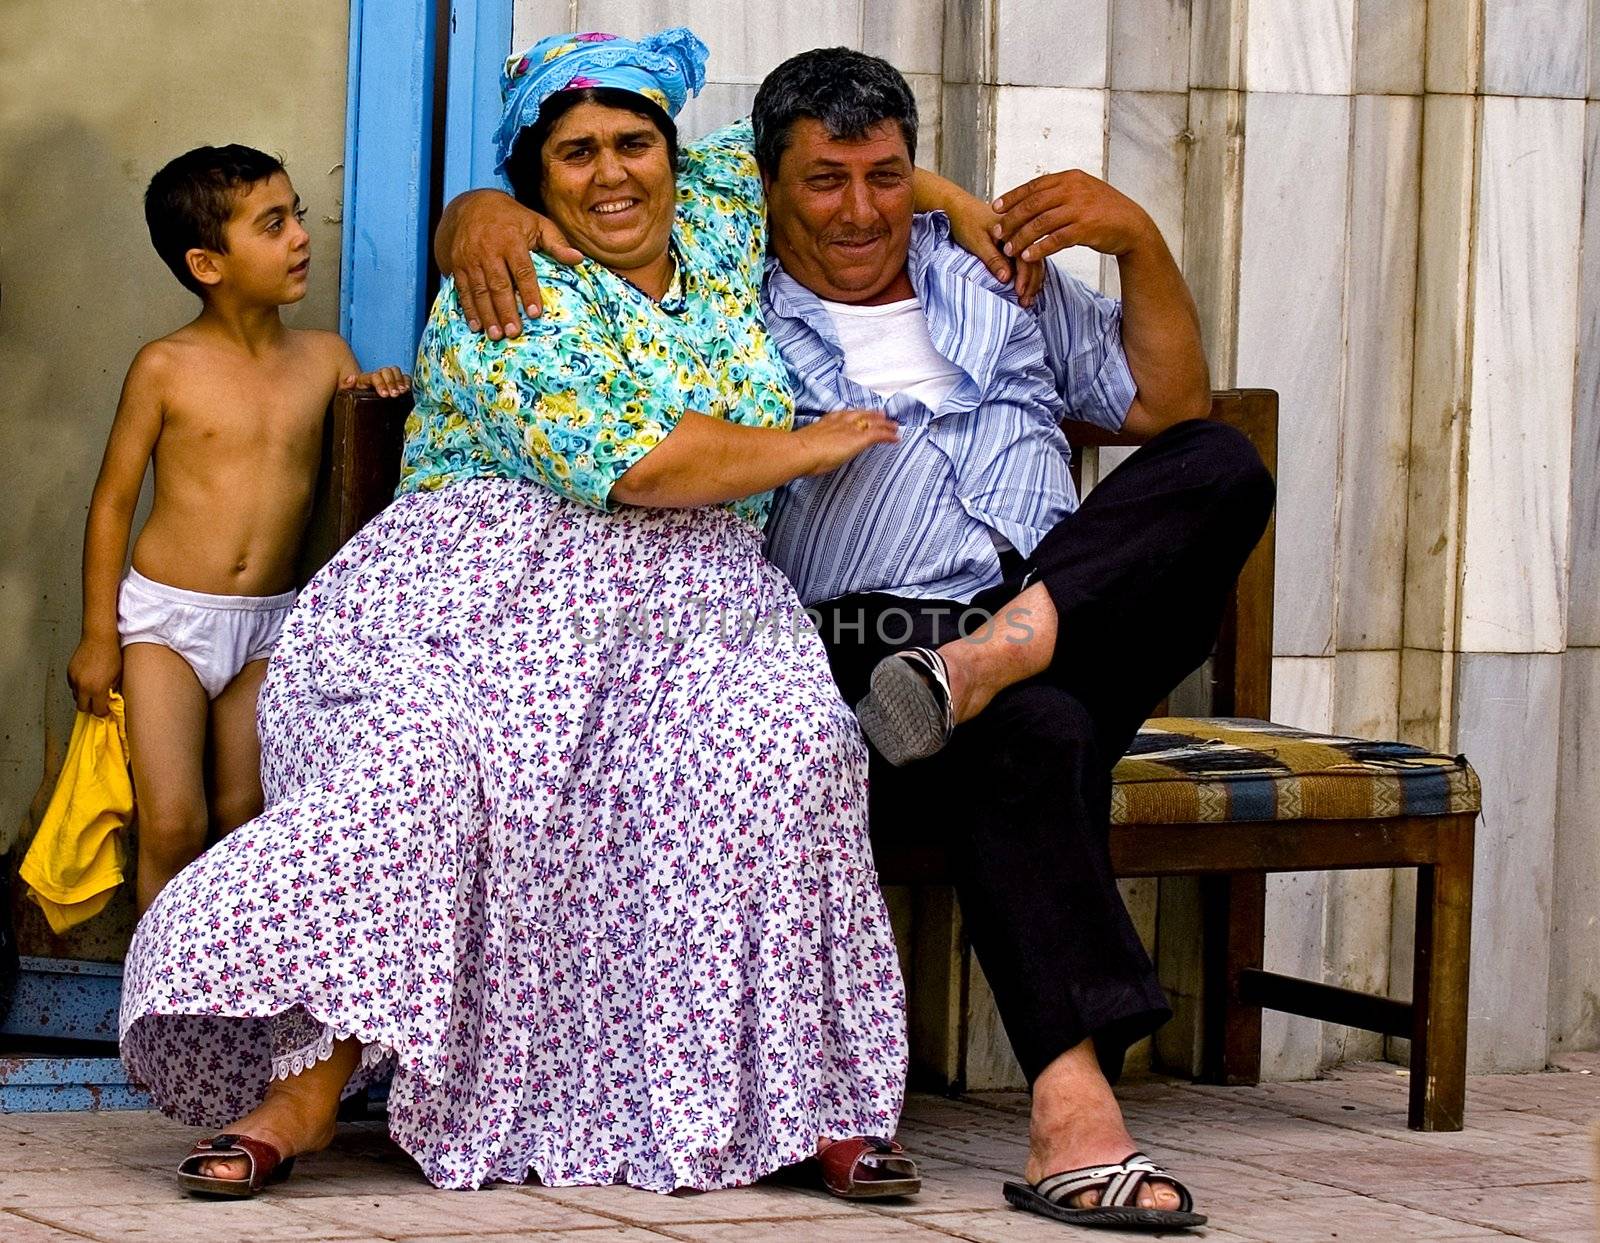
[855,647,954,767]
[1002,1151,1205,1231]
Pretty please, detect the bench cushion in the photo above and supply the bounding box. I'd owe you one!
[1111,718,1481,825]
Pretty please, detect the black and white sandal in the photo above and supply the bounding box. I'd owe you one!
[1003,1151,1205,1231]
[854,647,955,767]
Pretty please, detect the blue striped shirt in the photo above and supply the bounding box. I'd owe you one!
[761,212,1137,606]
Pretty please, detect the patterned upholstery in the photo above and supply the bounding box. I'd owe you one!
[1111,718,1481,826]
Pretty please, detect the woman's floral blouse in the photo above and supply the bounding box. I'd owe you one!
[399,120,794,527]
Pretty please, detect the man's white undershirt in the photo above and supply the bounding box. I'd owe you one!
[819,294,1014,555]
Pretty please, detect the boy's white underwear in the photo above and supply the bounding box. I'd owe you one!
[117,568,296,699]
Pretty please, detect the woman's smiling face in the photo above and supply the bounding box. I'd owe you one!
[539,100,676,289]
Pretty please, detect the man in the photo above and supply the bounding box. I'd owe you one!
[440,46,1272,1231]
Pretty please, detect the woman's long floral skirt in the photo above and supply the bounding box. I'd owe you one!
[120,479,906,1191]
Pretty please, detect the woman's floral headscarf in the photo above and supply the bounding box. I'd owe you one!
[493,27,709,174]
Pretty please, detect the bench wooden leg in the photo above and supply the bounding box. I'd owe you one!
[1408,814,1474,1130]
[1201,873,1265,1084]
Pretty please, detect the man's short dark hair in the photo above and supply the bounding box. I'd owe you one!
[145,144,286,296]
[505,87,680,212]
[752,47,918,179]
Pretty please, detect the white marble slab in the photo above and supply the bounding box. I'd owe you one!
[1399,646,1458,751]
[864,0,945,76]
[1548,648,1600,1054]
[1592,0,1600,97]
[993,86,1109,288]
[1483,0,1588,98]
[675,82,759,141]
[1181,89,1246,388]
[1454,652,1562,1073]
[1272,654,1335,731]
[1190,0,1247,90]
[1404,95,1476,654]
[1338,95,1421,652]
[1238,92,1352,658]
[1246,0,1355,95]
[1425,0,1483,94]
[1569,102,1600,646]
[1263,869,1330,1080]
[575,0,864,81]
[512,0,576,46]
[963,955,1028,1090]
[1352,0,1427,94]
[1110,0,1190,92]
[1103,91,1188,298]
[996,0,1109,88]
[1461,96,1584,654]
[1333,648,1401,738]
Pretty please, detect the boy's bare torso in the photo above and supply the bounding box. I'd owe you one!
[133,323,347,597]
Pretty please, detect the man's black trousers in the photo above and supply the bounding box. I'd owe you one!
[812,419,1277,1084]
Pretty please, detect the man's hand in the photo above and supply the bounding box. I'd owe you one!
[436,189,584,339]
[991,169,1157,264]
[942,196,1047,307]
[340,367,411,398]
[68,636,121,717]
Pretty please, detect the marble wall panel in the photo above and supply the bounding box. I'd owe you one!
[864,0,946,75]
[941,80,995,196]
[1425,0,1483,94]
[1246,0,1355,95]
[1181,89,1245,388]
[1549,647,1600,1055]
[1154,876,1206,1075]
[575,0,864,81]
[943,0,993,84]
[908,74,945,172]
[993,86,1108,287]
[1570,103,1600,646]
[995,0,1109,88]
[1454,651,1563,1073]
[964,958,1028,1089]
[1263,655,1334,1078]
[1592,0,1600,96]
[512,0,575,45]
[1399,646,1457,751]
[1110,0,1190,91]
[1460,96,1583,654]
[1190,0,1248,90]
[1548,646,1600,1049]
[1333,648,1401,738]
[1338,95,1421,652]
[1103,91,1188,297]
[1352,0,1427,95]
[1403,94,1476,657]
[1237,92,1352,658]
[1483,0,1588,98]
[1119,877,1159,1073]
[675,83,760,140]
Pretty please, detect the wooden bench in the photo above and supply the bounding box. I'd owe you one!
[316,386,1478,1133]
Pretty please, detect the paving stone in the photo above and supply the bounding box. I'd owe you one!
[0,1129,123,1172]
[524,1182,846,1224]
[396,1232,670,1243]
[0,1209,119,1242]
[0,1164,194,1207]
[290,1188,619,1237]
[855,1157,1009,1215]
[658,1217,954,1241]
[19,1198,377,1241]
[1206,1191,1511,1240]
[1374,1182,1600,1242]
[897,1207,1263,1241]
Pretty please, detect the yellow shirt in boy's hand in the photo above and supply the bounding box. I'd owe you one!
[21,692,133,934]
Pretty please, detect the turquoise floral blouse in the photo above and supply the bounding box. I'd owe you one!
[398,120,794,527]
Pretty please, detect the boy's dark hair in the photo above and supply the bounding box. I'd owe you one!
[144,145,286,295]
[752,48,918,179]
[505,87,679,212]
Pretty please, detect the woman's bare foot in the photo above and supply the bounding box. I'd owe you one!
[1025,1039,1181,1212]
[194,1037,359,1181]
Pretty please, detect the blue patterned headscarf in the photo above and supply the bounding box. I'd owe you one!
[493,27,709,174]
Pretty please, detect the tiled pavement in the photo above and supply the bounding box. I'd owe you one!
[1,1057,1595,1242]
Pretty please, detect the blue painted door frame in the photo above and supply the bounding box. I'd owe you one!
[341,0,513,369]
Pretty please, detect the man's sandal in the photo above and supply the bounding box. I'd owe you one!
[855,647,955,767]
[813,1136,922,1198]
[177,1133,296,1198]
[1003,1152,1205,1231]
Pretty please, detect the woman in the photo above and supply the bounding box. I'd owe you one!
[121,28,913,1198]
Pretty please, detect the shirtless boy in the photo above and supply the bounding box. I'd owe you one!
[67,144,409,912]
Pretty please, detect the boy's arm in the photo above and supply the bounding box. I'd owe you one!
[69,349,164,715]
[331,337,411,399]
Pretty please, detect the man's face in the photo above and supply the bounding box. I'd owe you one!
[763,117,915,305]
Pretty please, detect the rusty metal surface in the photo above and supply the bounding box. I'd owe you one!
[2,956,122,1043]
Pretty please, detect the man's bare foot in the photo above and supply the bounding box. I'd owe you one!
[1026,1039,1181,1212]
[194,1036,359,1181]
